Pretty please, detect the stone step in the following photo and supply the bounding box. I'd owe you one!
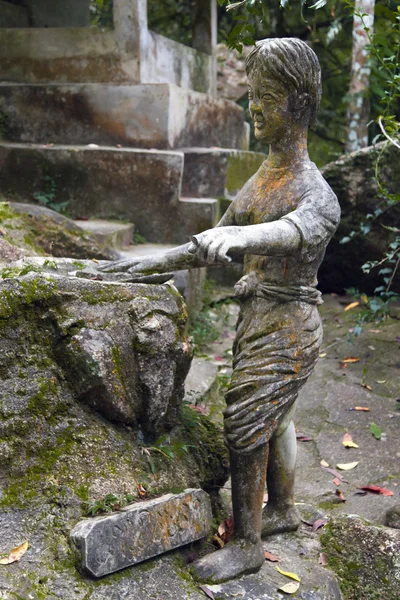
[0,83,249,151]
[74,219,135,250]
[181,146,266,200]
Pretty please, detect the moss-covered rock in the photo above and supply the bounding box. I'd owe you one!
[321,514,400,599]
[319,142,400,294]
[0,273,229,597]
[0,199,119,261]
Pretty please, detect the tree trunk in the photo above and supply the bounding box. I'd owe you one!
[345,0,375,152]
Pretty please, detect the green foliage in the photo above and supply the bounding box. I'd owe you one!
[32,175,69,216]
[369,422,382,440]
[140,434,194,474]
[89,0,113,28]
[148,0,193,46]
[86,492,135,516]
[188,308,220,350]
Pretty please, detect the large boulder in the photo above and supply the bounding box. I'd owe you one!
[321,515,400,600]
[0,272,229,597]
[319,143,400,294]
[0,200,119,261]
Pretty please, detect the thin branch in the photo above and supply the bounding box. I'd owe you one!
[386,256,400,293]
[378,116,400,150]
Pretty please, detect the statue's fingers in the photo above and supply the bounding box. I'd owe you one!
[207,239,224,263]
[216,242,232,264]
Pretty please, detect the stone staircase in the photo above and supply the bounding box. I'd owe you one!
[0,84,265,246]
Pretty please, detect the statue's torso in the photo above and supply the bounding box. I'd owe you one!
[228,160,340,288]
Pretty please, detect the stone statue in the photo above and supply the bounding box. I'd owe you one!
[98,38,340,583]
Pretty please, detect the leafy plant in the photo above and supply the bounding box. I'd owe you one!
[33,175,69,216]
[86,492,135,516]
[141,435,194,474]
[89,0,113,28]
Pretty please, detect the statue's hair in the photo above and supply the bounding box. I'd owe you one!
[245,38,321,127]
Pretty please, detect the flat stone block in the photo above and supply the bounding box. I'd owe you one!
[181,148,265,200]
[0,143,184,244]
[71,489,212,578]
[74,220,135,250]
[0,83,248,150]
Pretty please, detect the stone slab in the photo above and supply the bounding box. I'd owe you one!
[181,147,265,200]
[0,83,248,150]
[0,1,29,28]
[74,219,135,250]
[70,488,212,578]
[0,143,185,244]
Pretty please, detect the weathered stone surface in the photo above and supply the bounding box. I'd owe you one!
[0,83,248,150]
[321,515,400,600]
[0,1,29,28]
[181,148,265,200]
[320,142,400,293]
[216,43,253,102]
[0,144,184,244]
[384,505,400,530]
[0,268,229,598]
[26,0,90,28]
[74,220,134,250]
[71,489,212,577]
[0,200,119,260]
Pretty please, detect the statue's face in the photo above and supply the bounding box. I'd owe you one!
[247,71,292,144]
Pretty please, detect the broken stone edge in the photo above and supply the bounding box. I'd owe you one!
[70,488,212,578]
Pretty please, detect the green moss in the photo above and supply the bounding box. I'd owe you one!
[225,152,265,196]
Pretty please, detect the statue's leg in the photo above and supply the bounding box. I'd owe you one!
[261,407,301,537]
[192,443,268,583]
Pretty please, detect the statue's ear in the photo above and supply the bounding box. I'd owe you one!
[292,92,311,112]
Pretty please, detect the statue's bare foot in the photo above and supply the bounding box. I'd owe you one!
[191,539,264,583]
[261,504,301,537]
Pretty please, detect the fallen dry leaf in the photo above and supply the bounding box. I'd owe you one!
[318,552,328,566]
[361,383,372,391]
[137,484,147,498]
[349,406,370,412]
[333,477,341,487]
[342,433,359,449]
[312,518,328,532]
[319,352,327,358]
[0,541,28,565]
[278,582,300,594]
[217,516,234,544]
[265,551,281,562]
[276,567,301,582]
[369,329,381,333]
[376,380,386,384]
[321,466,347,482]
[320,460,329,467]
[199,584,215,599]
[296,433,312,442]
[344,301,360,311]
[336,461,359,471]
[212,534,224,549]
[358,485,394,496]
[336,489,346,502]
[341,357,360,363]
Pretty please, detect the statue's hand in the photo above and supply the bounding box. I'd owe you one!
[98,255,157,274]
[188,226,246,264]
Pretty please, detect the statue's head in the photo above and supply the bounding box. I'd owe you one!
[245,38,321,143]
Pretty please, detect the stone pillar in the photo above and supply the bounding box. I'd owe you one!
[192,0,217,96]
[113,0,148,53]
[192,0,216,55]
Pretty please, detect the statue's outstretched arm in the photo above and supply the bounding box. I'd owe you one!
[188,221,301,265]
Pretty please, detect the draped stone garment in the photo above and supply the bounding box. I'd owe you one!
[219,161,341,454]
[224,287,322,454]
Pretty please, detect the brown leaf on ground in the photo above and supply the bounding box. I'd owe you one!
[137,484,147,498]
[318,552,328,566]
[217,516,234,543]
[361,383,372,391]
[312,518,328,532]
[336,489,346,502]
[333,477,341,487]
[342,433,359,448]
[0,541,28,565]
[265,551,281,562]
[321,466,347,482]
[349,406,370,412]
[212,534,224,549]
[199,584,215,599]
[358,485,394,496]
